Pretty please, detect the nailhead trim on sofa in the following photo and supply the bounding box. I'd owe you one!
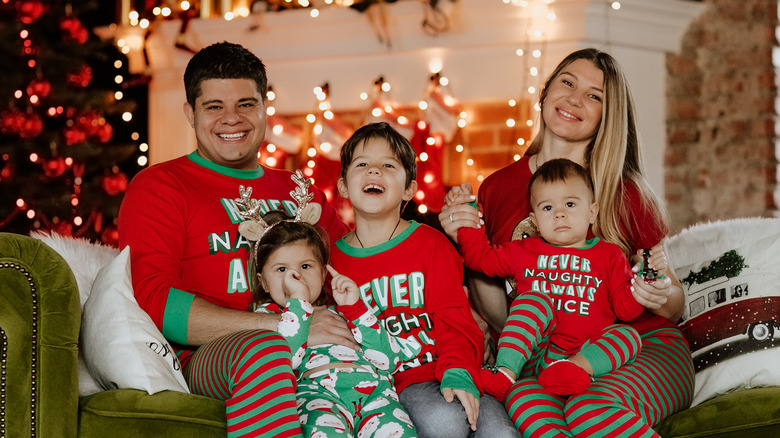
[0,262,38,438]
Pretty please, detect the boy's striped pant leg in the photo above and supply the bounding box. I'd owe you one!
[185,330,303,438]
[563,328,694,437]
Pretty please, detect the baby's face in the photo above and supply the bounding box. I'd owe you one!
[258,241,325,306]
[529,178,598,248]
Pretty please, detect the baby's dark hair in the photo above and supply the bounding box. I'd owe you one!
[183,41,268,107]
[528,158,594,202]
[251,210,330,307]
[339,122,417,189]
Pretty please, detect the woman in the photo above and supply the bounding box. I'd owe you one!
[439,48,694,437]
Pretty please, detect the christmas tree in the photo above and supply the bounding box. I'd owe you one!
[0,0,145,246]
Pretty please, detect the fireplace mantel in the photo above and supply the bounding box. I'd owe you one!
[119,0,704,196]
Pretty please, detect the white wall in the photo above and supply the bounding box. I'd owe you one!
[124,0,704,197]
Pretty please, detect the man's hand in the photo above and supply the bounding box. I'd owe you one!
[442,387,480,432]
[307,306,359,350]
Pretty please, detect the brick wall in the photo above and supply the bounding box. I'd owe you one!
[666,0,778,231]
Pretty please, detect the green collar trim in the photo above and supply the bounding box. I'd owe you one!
[335,220,420,257]
[543,236,600,250]
[187,151,264,179]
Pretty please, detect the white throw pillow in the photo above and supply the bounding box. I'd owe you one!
[666,217,780,406]
[82,246,190,395]
[30,231,116,396]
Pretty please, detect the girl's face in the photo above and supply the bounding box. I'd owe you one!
[337,137,417,217]
[258,241,326,306]
[542,58,604,145]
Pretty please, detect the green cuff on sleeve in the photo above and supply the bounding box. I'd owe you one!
[441,368,480,399]
[162,288,194,345]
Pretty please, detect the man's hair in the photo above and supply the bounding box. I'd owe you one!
[528,158,594,202]
[183,41,268,106]
[339,122,417,189]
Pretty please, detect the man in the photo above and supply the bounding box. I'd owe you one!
[118,41,351,438]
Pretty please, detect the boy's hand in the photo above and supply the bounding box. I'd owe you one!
[443,387,479,432]
[327,265,359,306]
[282,269,309,301]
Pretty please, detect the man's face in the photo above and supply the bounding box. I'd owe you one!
[184,78,267,170]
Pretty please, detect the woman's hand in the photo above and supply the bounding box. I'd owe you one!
[327,265,359,306]
[442,387,479,432]
[439,183,482,241]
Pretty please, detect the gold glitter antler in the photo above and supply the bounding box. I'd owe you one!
[235,185,266,224]
[290,170,315,221]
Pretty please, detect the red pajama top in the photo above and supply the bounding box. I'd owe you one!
[458,230,644,353]
[330,221,484,395]
[118,152,348,346]
[476,155,672,333]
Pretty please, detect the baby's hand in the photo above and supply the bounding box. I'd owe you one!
[636,244,668,280]
[444,183,475,207]
[327,265,359,306]
[282,269,310,301]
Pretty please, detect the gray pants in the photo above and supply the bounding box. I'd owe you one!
[399,380,521,438]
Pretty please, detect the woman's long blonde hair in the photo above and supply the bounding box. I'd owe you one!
[526,48,667,257]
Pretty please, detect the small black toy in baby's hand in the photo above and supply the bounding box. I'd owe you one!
[642,249,658,282]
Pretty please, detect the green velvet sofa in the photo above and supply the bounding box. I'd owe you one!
[1,230,779,437]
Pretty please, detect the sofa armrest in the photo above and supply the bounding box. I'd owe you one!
[0,232,80,438]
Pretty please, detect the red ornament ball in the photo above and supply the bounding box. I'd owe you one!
[27,79,52,99]
[102,171,128,196]
[67,65,92,87]
[42,157,68,178]
[96,122,113,143]
[101,226,120,248]
[63,126,87,145]
[16,1,45,24]
[19,114,43,139]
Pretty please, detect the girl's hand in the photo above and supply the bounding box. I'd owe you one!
[327,265,359,306]
[282,269,310,301]
[439,183,482,241]
[442,387,479,432]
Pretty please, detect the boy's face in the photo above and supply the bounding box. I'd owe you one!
[337,137,417,217]
[183,78,266,170]
[529,177,598,248]
[257,241,326,306]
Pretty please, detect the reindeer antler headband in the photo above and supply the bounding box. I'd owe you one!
[235,169,322,241]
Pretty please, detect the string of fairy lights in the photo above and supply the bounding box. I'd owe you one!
[110,0,625,217]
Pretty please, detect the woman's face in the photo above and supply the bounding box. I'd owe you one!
[542,58,604,145]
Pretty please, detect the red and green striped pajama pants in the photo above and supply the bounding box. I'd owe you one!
[497,292,642,377]
[184,329,303,438]
[501,294,694,437]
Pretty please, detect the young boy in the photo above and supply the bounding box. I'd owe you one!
[329,122,520,437]
[453,158,665,402]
